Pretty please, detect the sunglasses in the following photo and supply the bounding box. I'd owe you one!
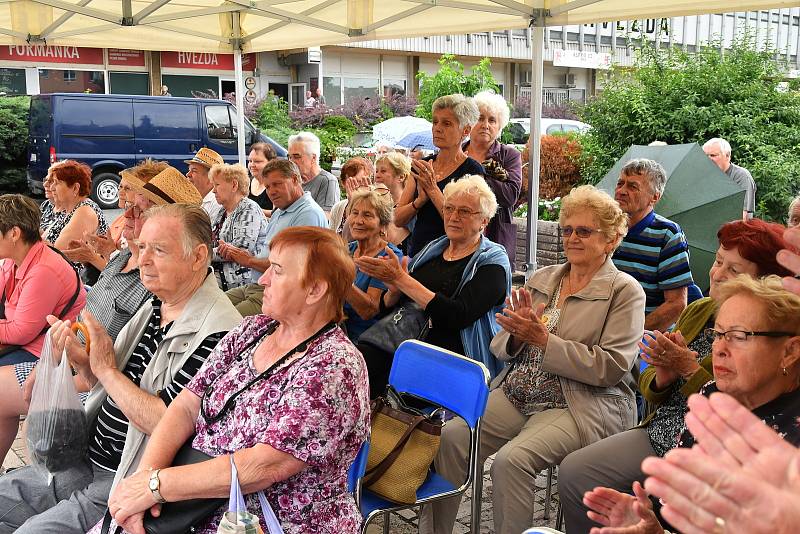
[560,226,603,239]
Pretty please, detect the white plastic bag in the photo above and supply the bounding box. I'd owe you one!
[217,455,283,534]
[25,330,89,484]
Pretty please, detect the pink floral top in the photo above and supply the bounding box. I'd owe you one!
[188,315,370,533]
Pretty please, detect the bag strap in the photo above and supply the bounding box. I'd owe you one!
[39,245,82,336]
[99,509,121,534]
[363,408,429,486]
[230,454,284,534]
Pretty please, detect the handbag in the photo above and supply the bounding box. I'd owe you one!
[362,386,444,505]
[357,300,432,355]
[100,440,227,534]
[217,455,283,534]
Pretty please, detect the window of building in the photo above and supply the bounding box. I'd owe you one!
[161,74,218,98]
[323,77,342,107]
[109,72,149,95]
[343,77,379,104]
[383,79,406,97]
[38,69,105,94]
[0,68,26,95]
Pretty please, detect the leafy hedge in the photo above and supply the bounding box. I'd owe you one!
[578,37,800,222]
[0,96,29,193]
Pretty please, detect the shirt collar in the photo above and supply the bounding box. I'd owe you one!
[628,209,656,236]
[16,241,46,281]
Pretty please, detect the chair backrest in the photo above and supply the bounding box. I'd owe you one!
[347,440,370,493]
[388,340,490,429]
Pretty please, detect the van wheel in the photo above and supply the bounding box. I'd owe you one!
[91,173,120,210]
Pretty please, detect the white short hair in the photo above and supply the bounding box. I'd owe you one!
[288,131,321,160]
[442,174,498,219]
[432,94,480,130]
[704,137,732,156]
[473,90,510,133]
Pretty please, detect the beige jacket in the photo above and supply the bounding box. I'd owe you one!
[490,257,645,447]
[84,273,242,489]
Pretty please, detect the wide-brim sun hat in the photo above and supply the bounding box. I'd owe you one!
[183,147,224,168]
[133,166,203,206]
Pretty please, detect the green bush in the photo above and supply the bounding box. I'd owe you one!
[415,54,501,120]
[578,37,800,221]
[254,95,291,130]
[312,115,357,171]
[0,96,29,193]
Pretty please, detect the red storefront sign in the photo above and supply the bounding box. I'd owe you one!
[161,51,255,71]
[108,49,146,67]
[0,45,103,65]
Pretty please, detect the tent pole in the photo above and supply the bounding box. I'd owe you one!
[525,15,545,279]
[233,11,246,166]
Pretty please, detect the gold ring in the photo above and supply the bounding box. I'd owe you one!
[714,516,726,533]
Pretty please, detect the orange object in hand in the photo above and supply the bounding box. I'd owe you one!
[71,322,90,354]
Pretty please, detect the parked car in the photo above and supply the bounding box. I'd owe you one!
[507,118,590,144]
[27,93,287,208]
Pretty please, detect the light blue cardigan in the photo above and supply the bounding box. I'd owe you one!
[409,234,511,378]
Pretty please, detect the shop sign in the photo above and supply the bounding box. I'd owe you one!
[108,49,146,67]
[161,51,256,71]
[553,49,611,70]
[0,45,103,65]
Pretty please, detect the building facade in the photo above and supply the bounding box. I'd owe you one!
[2,9,800,110]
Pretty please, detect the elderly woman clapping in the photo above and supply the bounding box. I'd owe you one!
[583,275,800,534]
[357,174,510,398]
[419,185,645,534]
[464,90,522,266]
[106,226,370,534]
[344,188,403,343]
[211,163,269,291]
[395,94,485,256]
[559,218,795,533]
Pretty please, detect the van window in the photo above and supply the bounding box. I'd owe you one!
[29,97,52,137]
[135,102,198,140]
[61,98,133,136]
[228,107,255,142]
[563,124,580,133]
[545,124,563,135]
[205,106,234,140]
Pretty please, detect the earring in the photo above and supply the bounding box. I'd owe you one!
[380,230,387,237]
[783,368,789,376]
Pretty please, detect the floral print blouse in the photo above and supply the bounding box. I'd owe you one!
[186,315,370,534]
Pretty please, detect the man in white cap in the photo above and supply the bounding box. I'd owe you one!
[184,147,225,220]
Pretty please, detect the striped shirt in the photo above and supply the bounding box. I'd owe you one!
[88,299,225,472]
[612,210,693,315]
[81,248,152,342]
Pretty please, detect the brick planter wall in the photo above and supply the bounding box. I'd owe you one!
[513,217,565,273]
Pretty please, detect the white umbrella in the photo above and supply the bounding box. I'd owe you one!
[372,116,432,146]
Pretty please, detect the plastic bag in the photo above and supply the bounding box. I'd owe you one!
[217,455,283,534]
[25,330,89,484]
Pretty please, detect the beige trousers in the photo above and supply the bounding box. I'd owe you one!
[225,283,264,317]
[418,388,582,534]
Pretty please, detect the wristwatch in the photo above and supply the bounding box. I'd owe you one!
[148,469,167,504]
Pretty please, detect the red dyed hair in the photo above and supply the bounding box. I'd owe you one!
[340,157,374,182]
[269,226,355,323]
[51,160,92,197]
[717,218,793,277]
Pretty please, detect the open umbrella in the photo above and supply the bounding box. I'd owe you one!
[595,143,745,292]
[396,130,436,152]
[372,116,432,146]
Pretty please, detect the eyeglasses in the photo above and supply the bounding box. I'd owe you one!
[560,226,603,239]
[704,328,795,344]
[355,184,390,196]
[443,205,482,218]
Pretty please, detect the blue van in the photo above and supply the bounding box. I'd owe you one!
[28,93,287,208]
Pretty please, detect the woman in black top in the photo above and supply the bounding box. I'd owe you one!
[356,175,510,398]
[247,142,276,216]
[395,94,485,257]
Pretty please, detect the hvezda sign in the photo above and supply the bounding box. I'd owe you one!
[0,45,104,64]
[161,51,256,71]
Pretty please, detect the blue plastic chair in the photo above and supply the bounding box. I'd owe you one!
[359,339,491,534]
[348,441,370,494]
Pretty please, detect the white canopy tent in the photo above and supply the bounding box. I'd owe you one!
[2,0,798,280]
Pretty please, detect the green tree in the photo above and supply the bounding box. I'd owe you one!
[578,37,800,221]
[415,54,500,119]
[0,96,30,193]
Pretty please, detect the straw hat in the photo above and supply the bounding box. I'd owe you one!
[119,168,144,190]
[184,147,224,169]
[134,166,203,206]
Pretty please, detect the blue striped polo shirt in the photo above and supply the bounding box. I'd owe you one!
[612,210,694,314]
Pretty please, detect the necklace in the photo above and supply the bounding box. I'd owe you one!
[444,239,480,261]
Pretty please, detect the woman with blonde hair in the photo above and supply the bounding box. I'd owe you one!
[210,163,269,290]
[375,152,414,252]
[420,184,645,534]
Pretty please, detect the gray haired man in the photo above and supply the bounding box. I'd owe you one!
[287,131,340,212]
[703,137,756,219]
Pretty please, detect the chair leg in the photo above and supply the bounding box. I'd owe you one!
[470,460,485,534]
[382,511,389,534]
[543,466,554,520]
[556,500,564,530]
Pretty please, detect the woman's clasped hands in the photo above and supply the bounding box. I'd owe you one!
[496,287,549,348]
